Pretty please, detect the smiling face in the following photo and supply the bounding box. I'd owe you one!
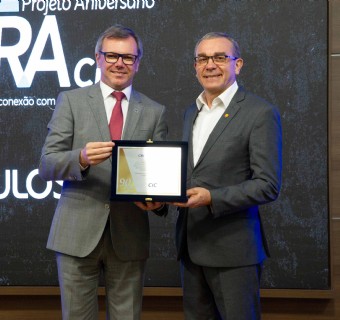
[96,36,140,90]
[194,37,243,100]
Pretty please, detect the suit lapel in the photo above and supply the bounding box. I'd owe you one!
[122,89,143,140]
[183,105,199,170]
[195,87,246,167]
[87,86,143,141]
[87,83,111,142]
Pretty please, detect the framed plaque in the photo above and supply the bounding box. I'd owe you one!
[111,140,188,202]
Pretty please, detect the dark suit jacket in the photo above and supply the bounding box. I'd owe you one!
[39,82,167,260]
[176,86,282,268]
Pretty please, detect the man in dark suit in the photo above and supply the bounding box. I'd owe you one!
[174,32,282,320]
[39,25,167,319]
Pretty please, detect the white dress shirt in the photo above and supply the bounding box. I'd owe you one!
[100,81,132,131]
[192,81,239,165]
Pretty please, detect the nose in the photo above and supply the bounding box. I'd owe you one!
[115,56,125,67]
[206,57,216,68]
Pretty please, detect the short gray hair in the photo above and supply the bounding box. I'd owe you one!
[194,32,241,58]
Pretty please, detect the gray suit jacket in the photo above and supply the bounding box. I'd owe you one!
[176,86,282,267]
[39,82,167,260]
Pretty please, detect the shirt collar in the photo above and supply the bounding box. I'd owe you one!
[100,81,132,101]
[196,81,239,111]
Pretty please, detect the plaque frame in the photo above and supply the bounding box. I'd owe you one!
[111,140,188,202]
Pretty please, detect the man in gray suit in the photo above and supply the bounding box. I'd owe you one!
[39,25,167,320]
[174,32,282,319]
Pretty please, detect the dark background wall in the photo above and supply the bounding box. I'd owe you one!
[0,0,328,294]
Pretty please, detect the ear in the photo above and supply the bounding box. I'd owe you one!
[95,52,101,68]
[194,62,199,76]
[134,58,140,72]
[235,58,244,75]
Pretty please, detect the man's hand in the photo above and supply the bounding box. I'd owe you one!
[80,141,115,167]
[134,201,164,211]
[173,187,211,208]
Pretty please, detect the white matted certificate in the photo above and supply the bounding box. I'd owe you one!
[111,140,188,202]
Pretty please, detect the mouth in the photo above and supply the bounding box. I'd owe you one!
[111,71,127,75]
[203,74,222,79]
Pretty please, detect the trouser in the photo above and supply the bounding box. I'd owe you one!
[56,223,146,320]
[181,257,262,320]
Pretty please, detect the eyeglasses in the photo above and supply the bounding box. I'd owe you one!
[99,51,138,65]
[194,55,238,65]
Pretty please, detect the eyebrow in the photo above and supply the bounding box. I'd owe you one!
[101,51,137,56]
[196,52,227,56]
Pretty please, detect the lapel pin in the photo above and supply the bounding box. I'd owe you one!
[224,113,229,118]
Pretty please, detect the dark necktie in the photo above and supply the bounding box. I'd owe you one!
[109,91,125,140]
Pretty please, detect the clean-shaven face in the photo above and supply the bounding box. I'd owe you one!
[96,36,140,90]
